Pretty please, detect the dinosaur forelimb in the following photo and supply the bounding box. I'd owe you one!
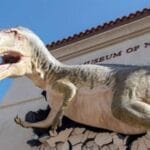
[14,108,57,129]
[50,79,77,130]
[14,115,30,128]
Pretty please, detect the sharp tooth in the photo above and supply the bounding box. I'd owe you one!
[0,57,3,64]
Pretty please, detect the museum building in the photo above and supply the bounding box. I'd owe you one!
[0,8,149,150]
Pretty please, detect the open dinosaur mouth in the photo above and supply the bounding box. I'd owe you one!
[0,51,21,65]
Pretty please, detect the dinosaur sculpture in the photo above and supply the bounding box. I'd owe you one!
[0,27,149,135]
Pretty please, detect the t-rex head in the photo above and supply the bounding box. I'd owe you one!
[0,27,51,83]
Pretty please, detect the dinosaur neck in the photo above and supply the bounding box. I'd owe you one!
[31,46,65,84]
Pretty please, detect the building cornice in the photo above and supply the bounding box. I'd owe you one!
[50,15,150,61]
[47,8,150,51]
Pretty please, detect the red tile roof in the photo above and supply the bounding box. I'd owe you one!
[47,8,150,50]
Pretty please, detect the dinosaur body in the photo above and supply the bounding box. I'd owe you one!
[0,27,149,135]
[36,64,150,134]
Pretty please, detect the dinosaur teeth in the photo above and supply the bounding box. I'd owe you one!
[0,56,2,64]
[0,54,5,64]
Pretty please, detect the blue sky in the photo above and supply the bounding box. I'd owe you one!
[0,0,149,100]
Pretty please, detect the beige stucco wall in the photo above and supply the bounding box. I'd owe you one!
[1,77,42,107]
[0,15,149,150]
[0,78,47,150]
[0,99,47,150]
[64,32,150,65]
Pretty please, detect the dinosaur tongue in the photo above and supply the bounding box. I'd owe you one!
[0,51,21,65]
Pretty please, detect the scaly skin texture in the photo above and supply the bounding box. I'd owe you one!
[0,27,149,135]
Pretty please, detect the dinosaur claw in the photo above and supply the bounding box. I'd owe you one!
[14,115,20,124]
[51,123,58,132]
[49,130,57,137]
[14,115,29,128]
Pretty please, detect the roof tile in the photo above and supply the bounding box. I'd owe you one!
[47,8,150,50]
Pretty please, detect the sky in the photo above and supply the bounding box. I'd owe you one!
[0,0,149,100]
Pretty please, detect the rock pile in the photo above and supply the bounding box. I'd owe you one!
[25,92,150,150]
[38,127,150,150]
